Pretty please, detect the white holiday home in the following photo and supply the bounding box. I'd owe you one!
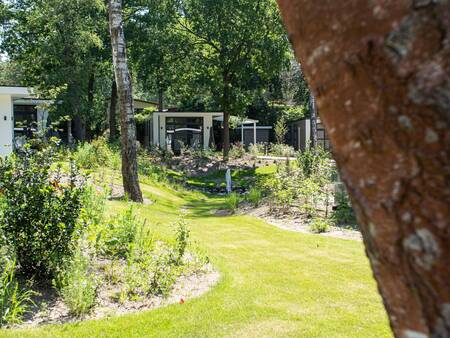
[0,86,49,157]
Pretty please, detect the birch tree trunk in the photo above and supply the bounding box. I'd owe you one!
[109,79,118,142]
[309,93,318,148]
[277,1,449,337]
[108,0,143,203]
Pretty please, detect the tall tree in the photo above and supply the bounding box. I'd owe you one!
[277,1,449,337]
[1,0,108,141]
[109,0,143,203]
[126,0,187,112]
[178,0,289,159]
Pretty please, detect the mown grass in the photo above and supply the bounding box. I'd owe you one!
[186,164,277,189]
[3,175,392,338]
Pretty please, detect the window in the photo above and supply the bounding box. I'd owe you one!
[14,105,37,129]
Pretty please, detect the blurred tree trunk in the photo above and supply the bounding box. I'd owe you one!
[109,79,118,142]
[309,93,318,148]
[86,72,95,141]
[277,1,449,337]
[222,74,231,160]
[109,0,143,203]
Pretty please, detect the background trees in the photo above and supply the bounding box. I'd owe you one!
[1,0,109,141]
[176,0,289,158]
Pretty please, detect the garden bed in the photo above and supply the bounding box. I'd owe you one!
[17,259,219,327]
[242,203,361,241]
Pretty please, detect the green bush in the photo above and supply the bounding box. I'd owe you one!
[0,144,86,279]
[98,207,139,258]
[58,247,97,316]
[0,250,35,327]
[270,143,296,157]
[73,137,112,169]
[248,143,265,157]
[309,218,330,233]
[247,187,262,207]
[225,192,240,212]
[332,190,356,227]
[264,164,297,212]
[229,143,246,159]
[174,217,190,264]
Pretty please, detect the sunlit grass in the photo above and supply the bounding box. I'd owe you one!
[3,175,392,338]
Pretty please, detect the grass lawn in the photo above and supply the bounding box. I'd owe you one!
[186,164,277,189]
[3,177,392,338]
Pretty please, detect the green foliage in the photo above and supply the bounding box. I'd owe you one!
[229,143,246,159]
[225,192,240,212]
[248,143,265,157]
[73,137,114,170]
[174,217,190,264]
[98,207,139,259]
[0,251,35,327]
[0,144,86,279]
[274,116,288,144]
[270,143,296,157]
[247,188,262,207]
[309,218,330,234]
[297,146,334,184]
[57,246,97,316]
[137,152,169,183]
[264,164,297,212]
[332,190,357,227]
[1,0,110,133]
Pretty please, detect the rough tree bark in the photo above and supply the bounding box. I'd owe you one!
[309,93,318,148]
[277,1,449,337]
[109,0,143,203]
[109,79,118,142]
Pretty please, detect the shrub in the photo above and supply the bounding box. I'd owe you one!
[309,218,330,233]
[229,142,245,159]
[98,207,139,258]
[73,137,112,169]
[138,153,169,182]
[332,190,357,227]
[247,187,262,207]
[264,164,298,212]
[0,249,35,327]
[297,146,334,184]
[173,217,190,264]
[58,247,97,316]
[248,143,265,157]
[270,143,296,157]
[225,192,240,212]
[0,144,86,279]
[274,116,288,144]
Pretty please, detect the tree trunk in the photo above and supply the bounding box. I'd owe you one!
[222,75,231,160]
[72,114,86,142]
[309,93,318,149]
[109,79,118,142]
[158,87,164,112]
[86,73,95,141]
[277,1,449,337]
[108,0,143,203]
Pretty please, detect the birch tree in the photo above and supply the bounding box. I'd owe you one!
[109,0,143,203]
[277,1,450,337]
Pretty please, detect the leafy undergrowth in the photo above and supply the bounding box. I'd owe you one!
[3,175,392,338]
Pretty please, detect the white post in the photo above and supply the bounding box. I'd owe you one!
[241,123,244,144]
[253,122,257,145]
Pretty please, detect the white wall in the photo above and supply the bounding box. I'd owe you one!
[0,94,13,157]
